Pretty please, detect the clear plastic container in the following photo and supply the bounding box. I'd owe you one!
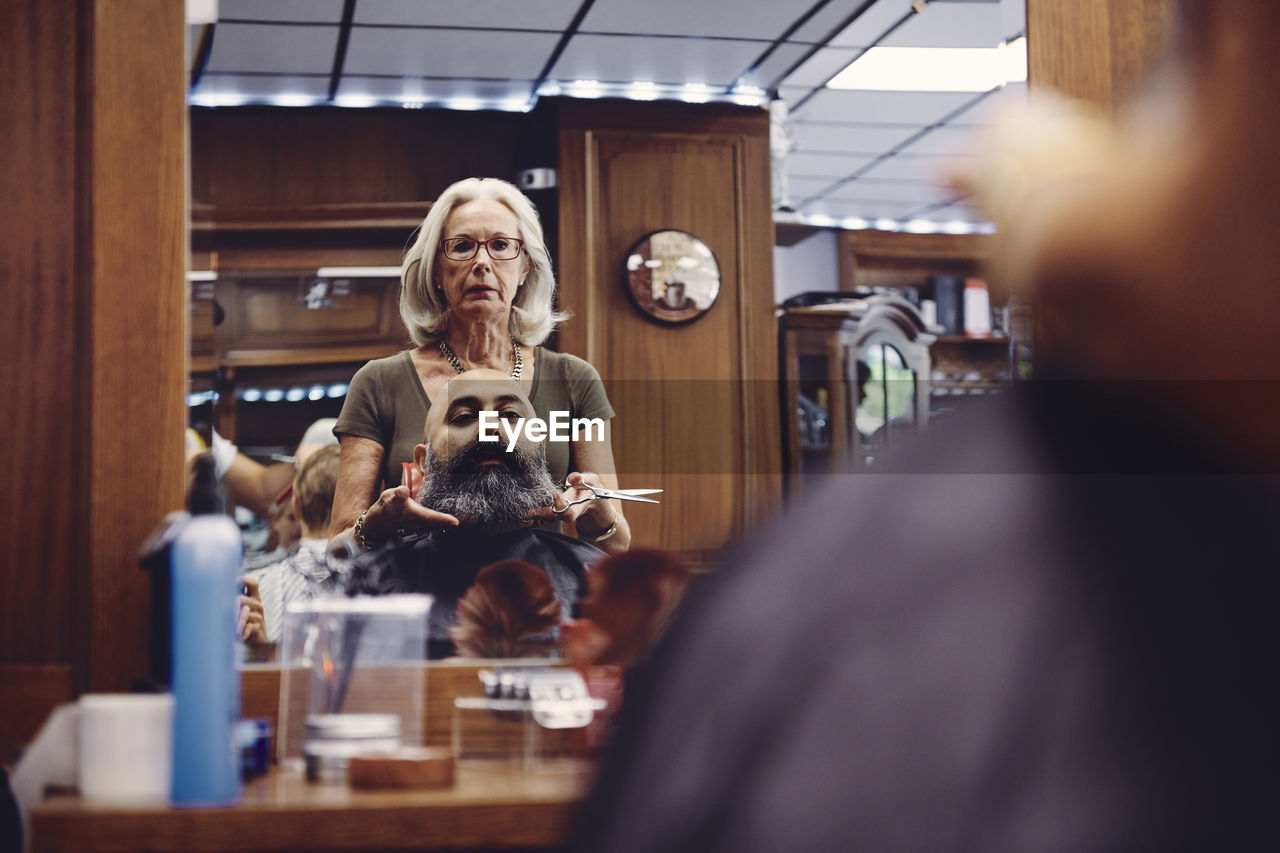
[277,594,432,770]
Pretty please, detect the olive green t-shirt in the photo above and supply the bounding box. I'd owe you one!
[334,347,615,491]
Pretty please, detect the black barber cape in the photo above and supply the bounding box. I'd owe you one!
[346,526,603,658]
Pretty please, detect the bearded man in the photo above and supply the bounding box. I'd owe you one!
[345,369,604,657]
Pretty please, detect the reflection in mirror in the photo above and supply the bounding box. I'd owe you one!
[856,342,917,465]
[623,230,721,325]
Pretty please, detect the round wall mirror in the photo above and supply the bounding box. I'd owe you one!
[622,230,721,325]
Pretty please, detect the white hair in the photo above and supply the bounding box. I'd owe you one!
[399,177,568,346]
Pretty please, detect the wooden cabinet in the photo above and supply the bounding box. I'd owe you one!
[781,297,933,498]
[190,204,418,450]
[214,273,407,368]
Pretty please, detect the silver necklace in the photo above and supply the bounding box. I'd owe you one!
[439,335,523,380]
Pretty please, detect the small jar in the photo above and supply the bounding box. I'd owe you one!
[303,713,401,783]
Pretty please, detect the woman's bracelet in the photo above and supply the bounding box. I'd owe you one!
[587,519,618,543]
[353,508,380,551]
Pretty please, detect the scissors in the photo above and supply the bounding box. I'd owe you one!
[553,481,663,513]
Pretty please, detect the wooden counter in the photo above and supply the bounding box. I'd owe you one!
[29,762,592,853]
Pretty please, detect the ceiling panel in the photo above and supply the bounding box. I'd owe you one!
[790,89,979,125]
[549,35,763,87]
[800,198,926,220]
[344,27,559,79]
[881,2,1006,48]
[827,0,913,49]
[790,121,920,155]
[895,124,982,156]
[743,44,826,91]
[337,76,536,104]
[999,0,1027,38]
[189,0,1019,228]
[776,46,863,89]
[206,23,340,74]
[858,152,964,182]
[193,73,330,101]
[788,151,880,178]
[578,0,812,41]
[823,178,951,204]
[353,0,581,31]
[787,175,850,199]
[218,0,345,23]
[924,201,986,223]
[948,82,1026,125]
[790,0,885,45]
[187,24,203,70]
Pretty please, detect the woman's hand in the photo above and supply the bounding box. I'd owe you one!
[238,575,267,645]
[528,471,620,541]
[357,484,460,547]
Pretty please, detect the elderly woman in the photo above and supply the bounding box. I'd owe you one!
[330,177,629,553]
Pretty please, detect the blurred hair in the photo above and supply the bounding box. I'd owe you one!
[449,560,562,658]
[292,444,341,532]
[399,177,567,346]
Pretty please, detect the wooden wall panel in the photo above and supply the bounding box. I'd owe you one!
[1,0,186,712]
[1026,0,1174,365]
[83,0,188,693]
[1027,0,1175,116]
[190,107,558,208]
[0,0,79,667]
[558,101,780,562]
[0,665,73,763]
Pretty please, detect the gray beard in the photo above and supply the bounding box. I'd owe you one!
[417,441,558,532]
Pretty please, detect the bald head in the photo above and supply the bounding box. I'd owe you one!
[422,369,530,442]
[414,369,557,531]
[417,369,539,472]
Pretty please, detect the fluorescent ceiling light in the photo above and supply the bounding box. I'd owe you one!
[904,219,939,234]
[568,80,603,99]
[270,93,319,107]
[828,38,1027,93]
[186,270,217,281]
[189,91,248,107]
[316,266,401,278]
[186,0,217,25]
[629,81,658,101]
[446,97,484,111]
[335,94,377,108]
[680,83,710,104]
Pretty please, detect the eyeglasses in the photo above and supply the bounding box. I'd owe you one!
[439,236,525,262]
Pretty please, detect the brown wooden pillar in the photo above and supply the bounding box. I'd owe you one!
[1027,0,1176,115]
[1024,0,1175,367]
[1,0,186,743]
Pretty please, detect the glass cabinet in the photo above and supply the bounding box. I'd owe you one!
[781,295,934,498]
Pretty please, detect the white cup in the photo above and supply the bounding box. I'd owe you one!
[77,693,174,803]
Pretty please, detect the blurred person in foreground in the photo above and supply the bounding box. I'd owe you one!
[345,369,606,658]
[570,1,1279,850]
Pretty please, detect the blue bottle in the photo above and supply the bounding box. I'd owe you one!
[169,455,243,806]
